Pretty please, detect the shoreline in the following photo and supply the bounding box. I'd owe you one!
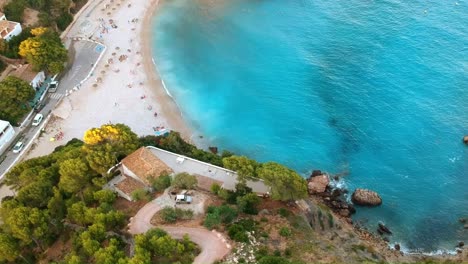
[140,0,193,142]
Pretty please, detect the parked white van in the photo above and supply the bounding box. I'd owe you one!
[32,114,43,126]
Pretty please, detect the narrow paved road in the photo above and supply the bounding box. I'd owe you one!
[128,200,231,264]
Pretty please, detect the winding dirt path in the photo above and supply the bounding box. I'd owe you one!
[128,200,231,264]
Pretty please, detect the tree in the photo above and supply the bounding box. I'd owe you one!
[131,188,150,202]
[3,0,26,22]
[4,206,50,250]
[58,158,90,195]
[66,201,90,226]
[130,228,197,264]
[93,189,117,204]
[222,155,259,182]
[0,232,20,262]
[93,238,128,264]
[171,173,197,189]
[257,162,308,201]
[0,76,35,124]
[18,28,68,73]
[16,175,54,208]
[82,124,140,175]
[151,173,171,192]
[237,193,261,215]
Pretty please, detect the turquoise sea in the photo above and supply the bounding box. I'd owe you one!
[152,0,468,252]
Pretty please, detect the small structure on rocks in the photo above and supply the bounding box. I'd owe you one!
[352,188,382,206]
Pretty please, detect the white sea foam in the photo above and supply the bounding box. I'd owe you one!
[388,242,458,256]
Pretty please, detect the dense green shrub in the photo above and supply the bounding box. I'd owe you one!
[203,205,237,229]
[210,183,221,195]
[257,256,292,264]
[131,188,150,201]
[227,218,257,242]
[172,172,198,189]
[278,208,291,218]
[0,60,6,73]
[56,12,73,31]
[279,227,292,237]
[151,174,171,192]
[237,193,261,215]
[160,207,177,223]
[3,0,27,23]
[227,224,249,242]
[203,212,221,229]
[160,207,194,223]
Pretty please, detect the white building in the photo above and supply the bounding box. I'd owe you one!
[10,64,46,90]
[0,12,22,41]
[0,120,15,152]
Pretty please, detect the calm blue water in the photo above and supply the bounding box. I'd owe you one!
[152,0,468,252]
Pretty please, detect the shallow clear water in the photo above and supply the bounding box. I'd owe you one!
[152,0,468,251]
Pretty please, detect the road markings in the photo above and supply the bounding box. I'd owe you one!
[48,93,64,100]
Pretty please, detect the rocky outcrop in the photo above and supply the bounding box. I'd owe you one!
[311,170,322,177]
[308,174,330,194]
[463,136,468,145]
[377,222,392,235]
[352,189,382,206]
[208,147,218,154]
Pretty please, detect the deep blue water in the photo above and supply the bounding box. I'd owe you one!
[152,0,468,252]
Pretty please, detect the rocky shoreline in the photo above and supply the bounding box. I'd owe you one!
[306,170,467,262]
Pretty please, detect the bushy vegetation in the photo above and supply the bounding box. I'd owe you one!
[0,76,35,124]
[4,0,74,29]
[203,205,238,229]
[19,27,68,74]
[140,132,233,167]
[227,218,257,242]
[279,227,292,237]
[171,172,198,189]
[237,193,261,215]
[210,183,221,194]
[0,124,203,263]
[159,207,194,223]
[151,173,172,192]
[131,188,150,201]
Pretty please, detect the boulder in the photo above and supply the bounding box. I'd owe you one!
[459,218,467,224]
[458,241,464,248]
[463,136,468,145]
[394,244,401,251]
[258,209,270,216]
[378,222,392,235]
[352,189,382,206]
[208,146,218,154]
[308,175,330,194]
[311,170,322,177]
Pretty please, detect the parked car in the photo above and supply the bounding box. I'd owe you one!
[175,194,193,204]
[32,113,43,126]
[48,81,59,93]
[12,141,24,153]
[34,102,46,113]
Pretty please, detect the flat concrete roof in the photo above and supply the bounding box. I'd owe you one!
[146,146,270,194]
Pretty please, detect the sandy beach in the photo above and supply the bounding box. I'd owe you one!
[23,0,190,159]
